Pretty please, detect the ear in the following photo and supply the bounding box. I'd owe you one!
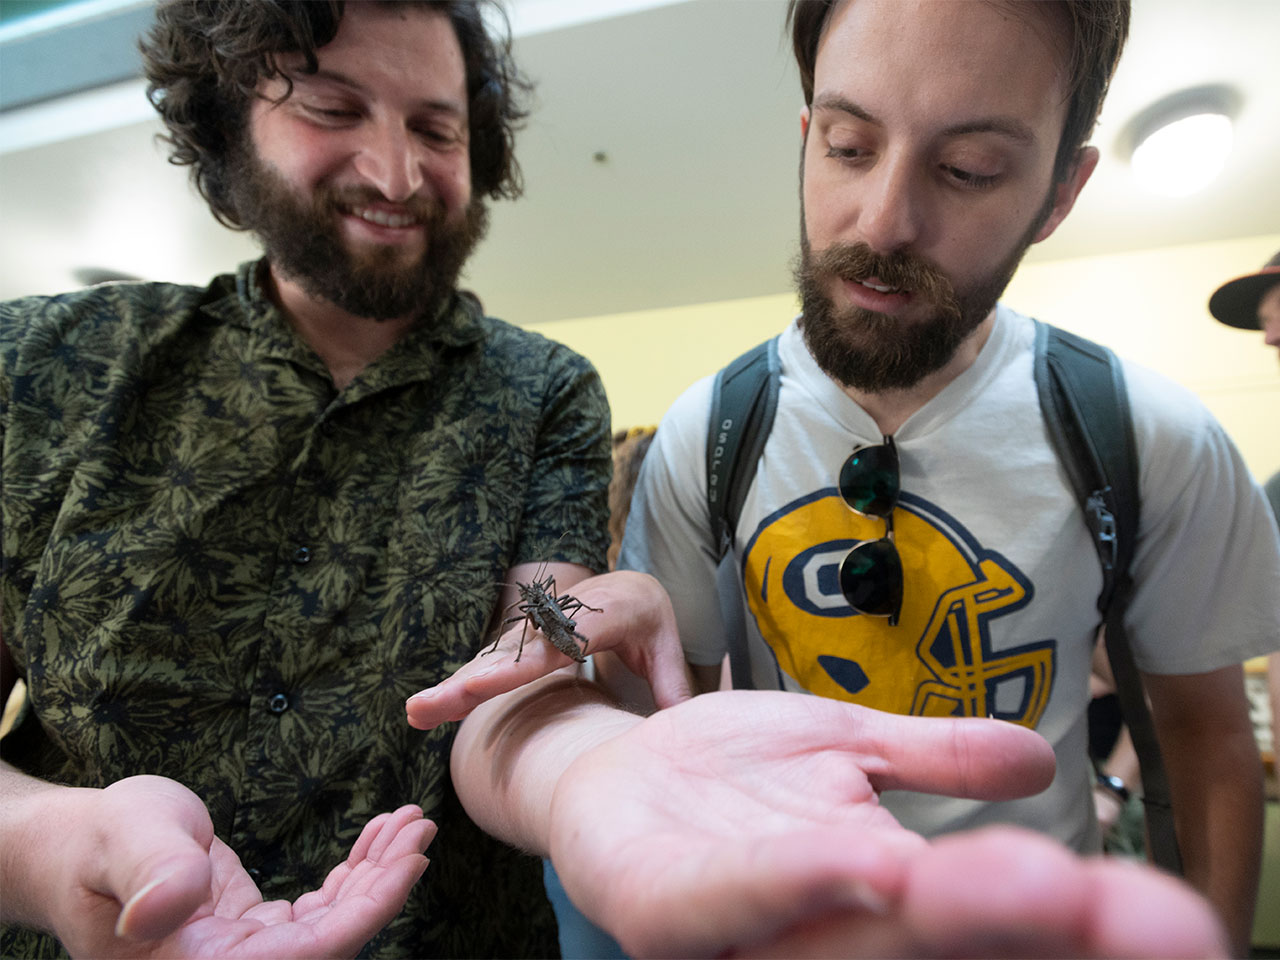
[1032,146,1099,244]
[800,105,811,141]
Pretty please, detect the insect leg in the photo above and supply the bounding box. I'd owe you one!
[513,618,531,663]
[557,596,603,618]
[484,602,533,657]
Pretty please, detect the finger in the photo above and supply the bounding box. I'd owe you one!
[309,810,436,908]
[898,827,1094,956]
[298,818,435,918]
[112,861,213,942]
[332,818,438,903]
[202,836,267,919]
[345,810,392,865]
[567,578,692,710]
[652,692,1055,803]
[638,644,694,710]
[871,715,1056,800]
[899,827,1228,959]
[360,805,432,865]
[405,664,493,730]
[789,697,1057,800]
[315,808,404,902]
[556,826,920,959]
[406,631,580,729]
[311,854,430,958]
[736,828,1226,960]
[300,828,433,957]
[1081,856,1228,958]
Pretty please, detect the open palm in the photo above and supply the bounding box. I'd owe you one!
[545,691,1224,959]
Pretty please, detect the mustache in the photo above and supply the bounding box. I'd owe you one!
[319,184,442,223]
[809,242,957,309]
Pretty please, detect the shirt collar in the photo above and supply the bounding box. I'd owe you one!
[199,258,489,391]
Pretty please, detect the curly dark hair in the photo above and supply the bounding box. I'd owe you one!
[786,0,1130,184]
[140,0,531,229]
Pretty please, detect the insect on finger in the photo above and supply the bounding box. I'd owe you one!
[483,566,601,663]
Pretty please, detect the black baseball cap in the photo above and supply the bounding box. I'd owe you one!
[1208,250,1280,330]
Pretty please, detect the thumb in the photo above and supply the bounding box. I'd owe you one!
[91,776,217,942]
[637,634,694,711]
[111,849,214,941]
[573,571,693,709]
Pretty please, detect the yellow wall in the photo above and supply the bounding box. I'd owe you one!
[526,291,798,434]
[526,233,1280,483]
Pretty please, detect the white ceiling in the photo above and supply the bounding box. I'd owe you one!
[1,0,1278,325]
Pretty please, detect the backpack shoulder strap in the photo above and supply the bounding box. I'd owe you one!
[1033,322,1138,605]
[708,337,782,559]
[707,336,780,689]
[1033,320,1182,874]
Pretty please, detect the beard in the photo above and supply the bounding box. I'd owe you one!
[225,141,488,323]
[795,196,1052,392]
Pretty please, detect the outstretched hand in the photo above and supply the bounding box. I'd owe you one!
[407,570,690,729]
[45,776,434,959]
[544,691,1227,959]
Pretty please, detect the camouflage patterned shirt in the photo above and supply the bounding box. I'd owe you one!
[0,260,611,958]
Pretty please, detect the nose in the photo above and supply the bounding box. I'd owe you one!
[1262,300,1280,349]
[353,120,425,203]
[856,153,925,254]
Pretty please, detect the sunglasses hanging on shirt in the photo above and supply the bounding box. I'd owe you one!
[837,435,903,626]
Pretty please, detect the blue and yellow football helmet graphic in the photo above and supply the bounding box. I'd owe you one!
[741,489,1054,727]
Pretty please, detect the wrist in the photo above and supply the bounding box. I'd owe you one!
[453,673,642,853]
[0,772,94,929]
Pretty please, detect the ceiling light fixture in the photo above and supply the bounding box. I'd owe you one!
[1120,84,1240,199]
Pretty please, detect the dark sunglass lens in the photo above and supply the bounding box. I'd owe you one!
[839,442,899,516]
[839,539,903,618]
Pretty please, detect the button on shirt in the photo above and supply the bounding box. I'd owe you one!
[0,262,611,958]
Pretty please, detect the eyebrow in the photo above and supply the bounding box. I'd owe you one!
[288,67,467,119]
[811,92,1037,145]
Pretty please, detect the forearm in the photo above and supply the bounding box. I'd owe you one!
[450,670,642,854]
[0,760,89,930]
[1157,708,1263,954]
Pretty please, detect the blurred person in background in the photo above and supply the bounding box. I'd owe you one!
[1209,248,1280,790]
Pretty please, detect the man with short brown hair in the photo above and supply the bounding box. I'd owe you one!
[612,1,1278,953]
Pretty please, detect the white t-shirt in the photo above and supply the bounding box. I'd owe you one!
[619,305,1280,850]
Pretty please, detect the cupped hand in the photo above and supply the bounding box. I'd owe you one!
[49,776,434,959]
[545,691,1226,959]
[407,570,690,729]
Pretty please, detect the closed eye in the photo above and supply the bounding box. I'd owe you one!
[943,165,998,189]
[301,103,362,124]
[827,146,868,162]
[413,123,466,148]
[417,127,455,143]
